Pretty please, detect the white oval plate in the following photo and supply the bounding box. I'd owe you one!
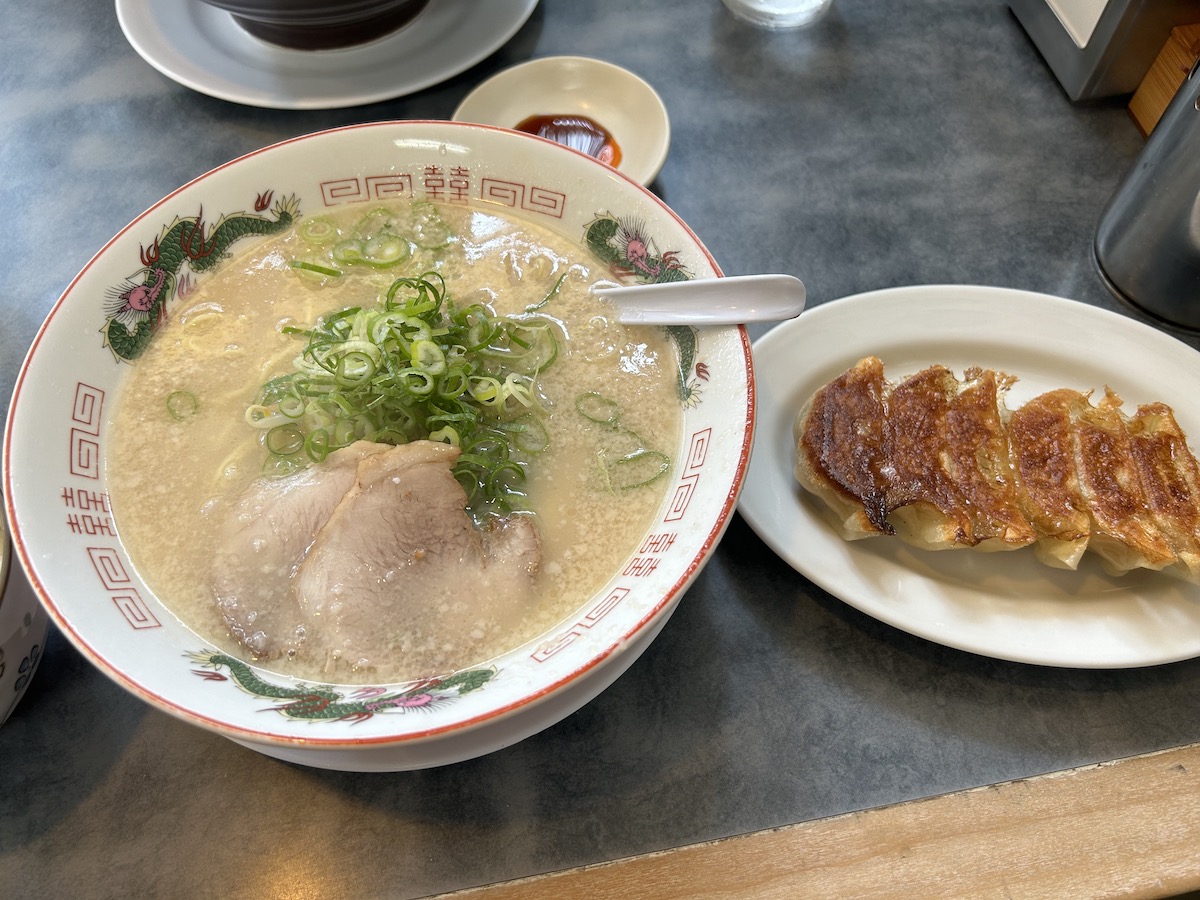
[738,285,1200,669]
[116,0,539,109]
[452,56,670,186]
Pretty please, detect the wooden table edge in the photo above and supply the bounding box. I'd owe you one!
[433,742,1200,899]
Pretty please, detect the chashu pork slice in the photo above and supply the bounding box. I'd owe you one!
[212,440,540,674]
[293,440,540,673]
[211,441,394,659]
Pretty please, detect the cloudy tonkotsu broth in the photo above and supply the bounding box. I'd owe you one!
[107,199,683,684]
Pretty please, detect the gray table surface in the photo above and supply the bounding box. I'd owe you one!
[5,1,1200,897]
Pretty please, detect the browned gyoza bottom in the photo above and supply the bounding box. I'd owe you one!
[793,356,1200,583]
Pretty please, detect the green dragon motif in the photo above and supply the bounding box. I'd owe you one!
[103,191,300,362]
[584,213,708,405]
[187,650,495,723]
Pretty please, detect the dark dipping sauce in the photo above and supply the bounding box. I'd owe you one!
[515,114,622,167]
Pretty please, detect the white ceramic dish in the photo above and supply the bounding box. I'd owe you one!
[452,56,671,186]
[0,495,49,727]
[115,0,539,109]
[738,284,1200,669]
[4,121,753,770]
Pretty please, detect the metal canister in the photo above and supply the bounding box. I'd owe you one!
[1094,57,1200,332]
[0,500,49,726]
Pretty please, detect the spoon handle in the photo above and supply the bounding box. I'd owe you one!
[593,273,806,325]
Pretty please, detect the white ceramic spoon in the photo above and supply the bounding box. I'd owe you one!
[592,273,806,325]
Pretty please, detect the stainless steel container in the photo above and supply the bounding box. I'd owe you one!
[1,499,49,727]
[1094,58,1200,332]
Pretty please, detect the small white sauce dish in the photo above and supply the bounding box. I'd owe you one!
[453,55,671,186]
[1,497,49,727]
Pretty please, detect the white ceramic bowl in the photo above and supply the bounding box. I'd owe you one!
[4,121,753,771]
[0,494,49,727]
[453,56,671,186]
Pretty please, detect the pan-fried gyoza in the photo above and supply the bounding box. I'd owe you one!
[794,356,1200,583]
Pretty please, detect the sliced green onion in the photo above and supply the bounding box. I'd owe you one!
[595,427,650,460]
[410,339,445,374]
[605,449,671,489]
[503,373,535,408]
[522,325,558,372]
[167,390,198,421]
[397,367,435,397]
[487,460,526,492]
[291,259,344,279]
[246,404,291,429]
[465,432,510,460]
[305,429,331,463]
[278,395,306,418]
[526,272,567,312]
[506,326,533,350]
[437,369,469,399]
[577,392,672,491]
[576,392,620,425]
[334,350,378,387]
[469,376,503,406]
[506,414,549,453]
[428,425,460,446]
[332,419,359,446]
[248,272,553,519]
[266,424,305,456]
[480,320,558,373]
[456,305,501,351]
[299,216,339,245]
[332,239,366,265]
[363,233,411,269]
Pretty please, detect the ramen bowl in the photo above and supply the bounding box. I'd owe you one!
[3,121,754,771]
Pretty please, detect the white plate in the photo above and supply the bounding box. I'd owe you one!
[738,285,1200,669]
[452,56,670,186]
[115,0,539,109]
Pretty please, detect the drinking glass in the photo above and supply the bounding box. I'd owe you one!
[721,0,833,29]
